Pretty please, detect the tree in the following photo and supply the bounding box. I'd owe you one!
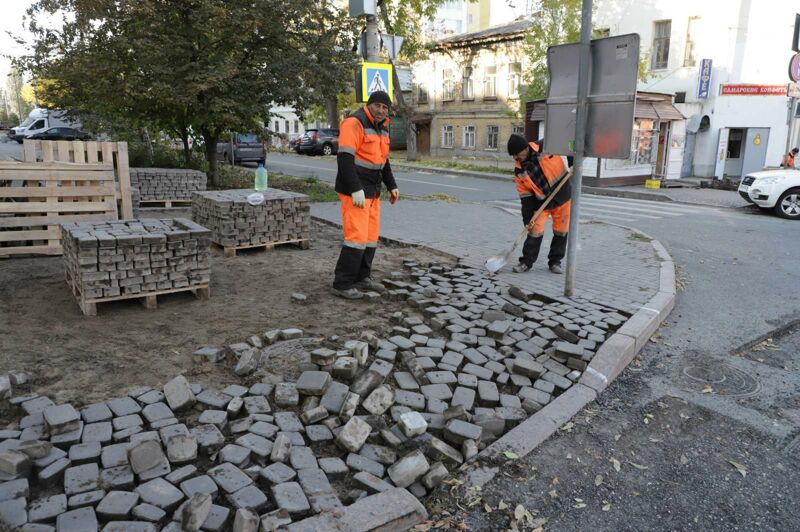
[22,0,358,185]
[5,67,33,120]
[521,0,649,108]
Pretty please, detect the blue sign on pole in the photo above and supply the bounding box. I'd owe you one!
[698,59,713,99]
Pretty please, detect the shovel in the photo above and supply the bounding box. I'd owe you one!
[485,171,573,273]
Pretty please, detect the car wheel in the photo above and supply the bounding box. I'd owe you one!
[322,144,333,156]
[774,188,800,219]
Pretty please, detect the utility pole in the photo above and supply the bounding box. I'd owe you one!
[365,15,381,62]
[564,0,593,297]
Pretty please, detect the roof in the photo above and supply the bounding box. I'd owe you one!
[433,19,532,49]
[527,91,685,121]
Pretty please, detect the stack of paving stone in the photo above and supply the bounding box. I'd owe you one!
[191,189,310,249]
[0,262,624,531]
[129,168,207,202]
[61,218,212,301]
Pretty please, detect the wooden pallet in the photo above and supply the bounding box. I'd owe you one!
[139,199,192,209]
[23,140,134,219]
[65,267,209,316]
[213,238,310,258]
[0,161,118,257]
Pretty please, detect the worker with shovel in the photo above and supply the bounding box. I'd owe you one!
[507,134,571,274]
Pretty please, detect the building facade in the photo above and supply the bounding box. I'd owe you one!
[594,0,799,178]
[412,20,530,158]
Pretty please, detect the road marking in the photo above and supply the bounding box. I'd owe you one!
[584,194,722,213]
[580,198,683,216]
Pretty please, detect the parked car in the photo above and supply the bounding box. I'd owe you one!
[216,133,266,163]
[738,168,800,219]
[296,128,339,156]
[27,127,92,141]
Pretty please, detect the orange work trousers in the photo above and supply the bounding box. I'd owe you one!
[339,193,381,248]
[529,200,571,237]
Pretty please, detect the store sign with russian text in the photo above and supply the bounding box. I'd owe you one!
[720,84,788,96]
[697,59,712,99]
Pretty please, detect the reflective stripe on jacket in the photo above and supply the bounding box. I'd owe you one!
[335,106,395,198]
[514,141,568,200]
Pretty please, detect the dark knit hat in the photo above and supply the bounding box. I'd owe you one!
[367,91,392,107]
[507,133,528,155]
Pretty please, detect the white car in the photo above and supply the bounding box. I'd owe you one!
[738,168,800,220]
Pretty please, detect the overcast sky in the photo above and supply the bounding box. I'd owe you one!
[1,1,37,83]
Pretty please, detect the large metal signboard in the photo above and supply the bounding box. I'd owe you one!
[545,33,640,159]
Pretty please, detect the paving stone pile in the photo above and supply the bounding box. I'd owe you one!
[0,261,626,531]
[191,189,310,249]
[129,169,207,202]
[61,219,212,300]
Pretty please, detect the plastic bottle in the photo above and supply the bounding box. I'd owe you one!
[255,162,268,192]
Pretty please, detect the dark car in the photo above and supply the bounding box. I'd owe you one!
[216,133,266,163]
[296,128,339,156]
[27,127,91,141]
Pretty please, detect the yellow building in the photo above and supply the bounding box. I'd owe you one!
[411,19,531,158]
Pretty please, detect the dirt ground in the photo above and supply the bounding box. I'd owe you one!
[0,210,450,415]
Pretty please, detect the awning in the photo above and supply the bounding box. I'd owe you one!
[410,112,433,124]
[529,97,684,122]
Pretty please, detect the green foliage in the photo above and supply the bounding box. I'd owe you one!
[21,0,359,185]
[521,0,583,103]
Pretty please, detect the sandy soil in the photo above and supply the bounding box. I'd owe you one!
[0,210,450,416]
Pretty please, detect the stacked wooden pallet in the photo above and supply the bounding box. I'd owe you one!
[191,189,310,257]
[61,218,212,315]
[0,161,118,257]
[130,167,207,203]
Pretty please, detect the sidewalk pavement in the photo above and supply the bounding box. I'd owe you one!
[312,200,661,315]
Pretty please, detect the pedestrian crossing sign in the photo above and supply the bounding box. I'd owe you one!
[360,62,393,103]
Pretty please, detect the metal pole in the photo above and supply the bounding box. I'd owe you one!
[365,15,381,62]
[785,97,796,164]
[564,0,593,296]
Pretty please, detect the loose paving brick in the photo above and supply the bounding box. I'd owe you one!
[271,482,310,515]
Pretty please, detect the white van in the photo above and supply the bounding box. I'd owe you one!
[8,108,80,143]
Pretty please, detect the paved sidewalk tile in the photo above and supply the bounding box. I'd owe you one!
[312,200,660,314]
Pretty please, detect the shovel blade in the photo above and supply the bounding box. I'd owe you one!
[485,255,507,273]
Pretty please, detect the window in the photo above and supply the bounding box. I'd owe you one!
[462,67,474,100]
[442,125,454,148]
[487,125,499,149]
[629,119,657,165]
[418,83,428,104]
[442,69,455,101]
[31,119,45,130]
[294,120,299,133]
[651,20,671,70]
[512,125,524,136]
[484,66,497,98]
[463,125,475,149]
[508,63,521,98]
[683,16,699,67]
[727,129,744,159]
[274,120,280,131]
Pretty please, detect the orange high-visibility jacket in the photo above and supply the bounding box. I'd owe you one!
[335,106,397,198]
[782,152,796,168]
[514,142,570,205]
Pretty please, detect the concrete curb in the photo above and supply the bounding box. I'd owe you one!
[392,163,512,182]
[287,488,428,532]
[460,227,676,490]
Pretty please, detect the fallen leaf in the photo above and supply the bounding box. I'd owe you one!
[614,434,621,441]
[561,422,575,432]
[628,462,649,470]
[729,460,747,477]
[498,501,508,510]
[680,454,689,465]
[602,503,611,512]
[503,451,520,460]
[468,497,482,507]
[610,458,621,472]
[680,413,690,420]
[594,474,603,486]
[414,522,433,531]
[548,489,558,498]
[574,498,583,502]
[693,516,699,523]
[514,505,526,520]
[702,384,713,394]
[648,438,661,443]
[643,418,650,425]
[483,503,493,513]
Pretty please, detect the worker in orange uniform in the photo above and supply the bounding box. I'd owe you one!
[507,134,571,274]
[781,147,799,168]
[331,91,399,299]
